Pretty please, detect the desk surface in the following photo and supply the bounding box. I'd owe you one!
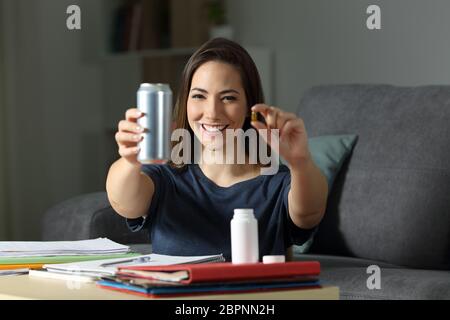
[0,275,339,300]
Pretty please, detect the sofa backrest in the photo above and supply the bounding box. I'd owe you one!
[297,84,450,270]
[42,192,149,244]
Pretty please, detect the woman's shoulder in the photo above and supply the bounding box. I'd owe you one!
[277,164,290,173]
[261,163,290,176]
[141,162,190,177]
[258,163,290,185]
[140,163,194,190]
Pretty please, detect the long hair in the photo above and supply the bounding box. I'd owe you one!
[168,38,266,169]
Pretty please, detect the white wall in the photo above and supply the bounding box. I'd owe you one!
[228,0,450,112]
[1,0,106,240]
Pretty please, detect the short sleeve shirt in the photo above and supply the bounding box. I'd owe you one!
[126,163,316,261]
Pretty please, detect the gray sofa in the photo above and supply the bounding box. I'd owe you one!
[42,84,450,299]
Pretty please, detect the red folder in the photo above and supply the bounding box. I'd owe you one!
[118,261,320,284]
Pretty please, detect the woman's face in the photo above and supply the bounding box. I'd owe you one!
[187,61,248,152]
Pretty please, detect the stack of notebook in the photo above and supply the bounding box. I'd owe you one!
[97,261,321,298]
[38,253,225,282]
[0,238,136,272]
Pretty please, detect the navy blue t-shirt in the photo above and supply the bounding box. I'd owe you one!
[126,163,316,261]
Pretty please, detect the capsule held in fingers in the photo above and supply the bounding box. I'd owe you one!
[251,111,258,122]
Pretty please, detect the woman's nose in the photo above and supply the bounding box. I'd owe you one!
[203,97,222,118]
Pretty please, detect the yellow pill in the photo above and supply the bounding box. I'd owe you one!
[251,111,257,122]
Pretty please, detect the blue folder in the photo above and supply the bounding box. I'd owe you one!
[97,279,321,296]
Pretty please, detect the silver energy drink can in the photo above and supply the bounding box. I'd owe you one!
[137,83,172,164]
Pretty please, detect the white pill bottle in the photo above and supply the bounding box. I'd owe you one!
[230,208,259,264]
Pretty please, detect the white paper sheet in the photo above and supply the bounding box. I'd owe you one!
[0,238,129,257]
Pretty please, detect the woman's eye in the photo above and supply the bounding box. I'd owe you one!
[191,94,205,99]
[222,96,237,101]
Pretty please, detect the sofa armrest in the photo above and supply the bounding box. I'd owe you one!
[41,192,149,244]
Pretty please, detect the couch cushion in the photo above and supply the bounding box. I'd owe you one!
[297,85,450,270]
[293,253,400,269]
[319,267,450,300]
[293,135,358,254]
[292,253,450,300]
[308,134,358,189]
[42,192,149,244]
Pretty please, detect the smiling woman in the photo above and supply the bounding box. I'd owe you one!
[106,38,328,261]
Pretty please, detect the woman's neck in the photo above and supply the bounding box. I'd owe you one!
[198,147,261,187]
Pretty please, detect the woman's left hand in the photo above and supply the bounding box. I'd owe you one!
[250,104,311,169]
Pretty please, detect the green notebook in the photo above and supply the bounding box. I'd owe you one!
[0,252,140,265]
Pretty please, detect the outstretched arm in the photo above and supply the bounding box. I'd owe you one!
[251,104,328,229]
[288,157,328,229]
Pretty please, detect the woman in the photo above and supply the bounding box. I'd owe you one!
[106,38,328,261]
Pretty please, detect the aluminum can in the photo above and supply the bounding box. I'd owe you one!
[137,83,172,164]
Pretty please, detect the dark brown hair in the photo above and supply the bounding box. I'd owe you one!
[168,38,266,169]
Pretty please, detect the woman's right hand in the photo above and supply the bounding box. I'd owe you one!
[115,108,145,165]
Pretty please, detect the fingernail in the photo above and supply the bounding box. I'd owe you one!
[136,126,143,132]
[133,135,140,141]
[136,111,142,117]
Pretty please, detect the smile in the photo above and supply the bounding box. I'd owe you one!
[200,124,229,132]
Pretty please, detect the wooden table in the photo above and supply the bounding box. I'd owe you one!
[0,275,339,300]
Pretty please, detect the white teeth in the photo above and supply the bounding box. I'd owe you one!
[202,124,227,132]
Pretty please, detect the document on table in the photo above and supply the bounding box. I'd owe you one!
[0,238,130,257]
[44,253,225,277]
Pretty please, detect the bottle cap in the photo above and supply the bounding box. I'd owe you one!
[262,255,286,264]
[233,208,254,217]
